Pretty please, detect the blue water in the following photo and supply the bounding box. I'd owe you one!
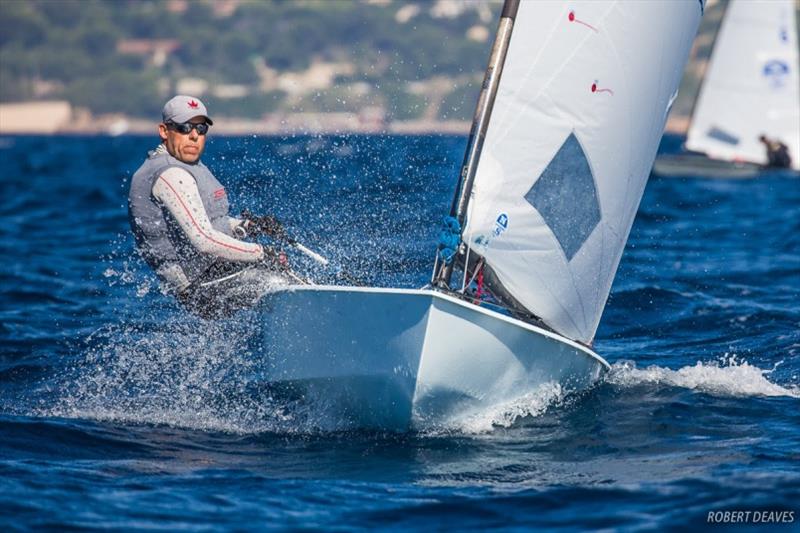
[1,134,798,530]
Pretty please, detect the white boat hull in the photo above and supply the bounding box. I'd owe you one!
[652,153,764,179]
[254,286,609,431]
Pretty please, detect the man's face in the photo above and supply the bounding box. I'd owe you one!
[158,116,208,164]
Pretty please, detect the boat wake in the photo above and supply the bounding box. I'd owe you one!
[605,356,800,399]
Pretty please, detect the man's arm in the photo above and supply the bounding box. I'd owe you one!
[152,167,264,262]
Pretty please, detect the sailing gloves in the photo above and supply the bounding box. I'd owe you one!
[240,209,286,239]
[262,246,289,270]
[236,210,291,271]
[438,215,461,264]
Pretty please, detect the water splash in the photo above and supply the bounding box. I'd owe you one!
[606,355,800,398]
[33,277,329,435]
[417,382,566,436]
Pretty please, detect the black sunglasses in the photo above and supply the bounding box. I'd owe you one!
[166,121,210,135]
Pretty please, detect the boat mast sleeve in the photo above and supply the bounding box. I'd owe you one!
[152,167,265,262]
[433,0,520,287]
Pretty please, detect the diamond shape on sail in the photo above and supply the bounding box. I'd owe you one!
[524,132,601,261]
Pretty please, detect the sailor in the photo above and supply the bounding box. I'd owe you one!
[758,134,792,169]
[128,95,288,318]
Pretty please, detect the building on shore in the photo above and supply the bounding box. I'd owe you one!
[0,101,72,134]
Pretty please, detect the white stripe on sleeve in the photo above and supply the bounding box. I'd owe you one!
[152,167,264,262]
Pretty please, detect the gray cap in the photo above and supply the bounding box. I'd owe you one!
[162,95,213,125]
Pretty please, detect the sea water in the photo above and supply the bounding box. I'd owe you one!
[0,134,798,530]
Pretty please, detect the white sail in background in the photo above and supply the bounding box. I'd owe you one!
[461,1,702,344]
[685,0,800,170]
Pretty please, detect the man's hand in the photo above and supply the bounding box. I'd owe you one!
[241,209,286,239]
[262,245,289,270]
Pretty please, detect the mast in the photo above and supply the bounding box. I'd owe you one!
[432,0,520,288]
[684,0,727,143]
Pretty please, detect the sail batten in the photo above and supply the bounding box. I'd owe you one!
[461,1,702,343]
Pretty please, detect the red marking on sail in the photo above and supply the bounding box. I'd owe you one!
[568,11,598,33]
[591,82,614,95]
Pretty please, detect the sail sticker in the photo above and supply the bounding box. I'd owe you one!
[493,213,509,237]
[472,213,509,251]
[706,126,740,146]
[762,59,790,88]
[524,132,601,261]
[567,11,598,33]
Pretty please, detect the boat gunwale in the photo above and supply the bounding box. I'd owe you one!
[276,284,611,371]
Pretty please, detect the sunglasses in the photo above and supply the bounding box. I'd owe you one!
[166,121,210,135]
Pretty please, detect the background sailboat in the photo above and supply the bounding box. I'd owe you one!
[256,0,702,431]
[654,0,800,178]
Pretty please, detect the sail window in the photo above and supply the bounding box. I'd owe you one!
[706,126,740,146]
[524,132,601,261]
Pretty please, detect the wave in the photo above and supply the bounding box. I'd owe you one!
[605,356,800,399]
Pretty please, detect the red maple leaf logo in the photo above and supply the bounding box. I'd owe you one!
[188,100,199,109]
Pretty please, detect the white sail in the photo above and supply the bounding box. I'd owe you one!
[461,1,702,344]
[685,0,800,169]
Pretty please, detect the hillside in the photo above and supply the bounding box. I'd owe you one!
[2,0,782,134]
[1,0,500,126]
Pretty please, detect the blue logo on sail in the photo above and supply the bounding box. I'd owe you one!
[763,60,789,88]
[494,213,508,237]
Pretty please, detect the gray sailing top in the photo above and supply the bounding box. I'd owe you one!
[128,145,262,290]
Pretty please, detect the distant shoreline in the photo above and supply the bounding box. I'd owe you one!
[0,100,690,137]
[0,100,472,136]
